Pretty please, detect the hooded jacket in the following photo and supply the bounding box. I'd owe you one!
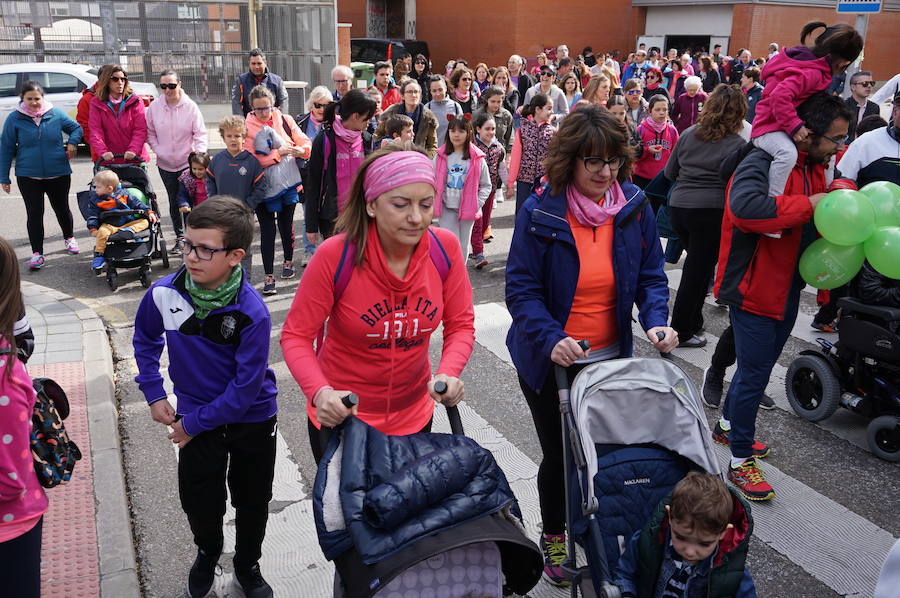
[88,93,151,164]
[0,106,82,183]
[743,83,763,124]
[505,182,669,392]
[231,70,288,117]
[280,225,475,436]
[752,47,833,138]
[613,487,756,598]
[145,91,208,172]
[76,83,98,160]
[84,184,151,231]
[434,142,490,220]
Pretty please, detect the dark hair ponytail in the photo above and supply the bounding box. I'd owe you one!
[19,80,44,100]
[522,93,550,118]
[801,21,863,63]
[323,88,377,125]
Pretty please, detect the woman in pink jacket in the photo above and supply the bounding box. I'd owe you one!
[146,69,208,250]
[88,65,150,166]
[0,237,48,598]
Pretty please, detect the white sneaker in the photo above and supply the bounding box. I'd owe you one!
[65,237,80,254]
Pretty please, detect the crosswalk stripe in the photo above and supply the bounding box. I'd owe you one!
[472,302,896,597]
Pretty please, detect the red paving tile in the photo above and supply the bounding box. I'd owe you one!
[29,361,101,598]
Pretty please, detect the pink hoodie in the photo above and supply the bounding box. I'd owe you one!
[146,92,208,172]
[433,142,486,221]
[751,47,833,139]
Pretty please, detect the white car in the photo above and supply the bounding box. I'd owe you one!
[0,62,159,135]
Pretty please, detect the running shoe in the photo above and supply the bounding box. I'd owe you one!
[186,548,219,598]
[759,393,776,410]
[811,321,838,333]
[728,458,775,501]
[701,366,724,408]
[91,255,106,271]
[712,421,770,458]
[233,563,273,598]
[262,276,277,295]
[64,237,80,254]
[281,261,295,279]
[27,253,45,270]
[170,237,184,256]
[540,533,570,587]
[474,254,488,269]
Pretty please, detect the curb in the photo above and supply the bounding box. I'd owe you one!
[22,282,141,598]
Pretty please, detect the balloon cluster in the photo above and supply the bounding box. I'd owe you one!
[800,181,900,290]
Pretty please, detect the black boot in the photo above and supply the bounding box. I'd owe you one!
[233,563,274,598]
[186,548,219,598]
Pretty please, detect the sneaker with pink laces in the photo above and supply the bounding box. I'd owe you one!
[27,253,45,270]
[65,237,80,254]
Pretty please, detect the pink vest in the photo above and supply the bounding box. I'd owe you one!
[433,142,486,221]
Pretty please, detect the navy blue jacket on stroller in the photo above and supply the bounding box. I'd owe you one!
[313,416,543,597]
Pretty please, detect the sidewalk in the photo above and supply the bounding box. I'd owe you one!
[22,281,140,598]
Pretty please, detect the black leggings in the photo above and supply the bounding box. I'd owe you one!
[0,516,42,598]
[308,416,433,464]
[519,364,586,535]
[18,176,74,254]
[255,204,296,275]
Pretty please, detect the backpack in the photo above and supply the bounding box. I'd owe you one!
[30,377,82,488]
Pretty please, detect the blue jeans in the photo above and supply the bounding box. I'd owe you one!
[722,289,800,458]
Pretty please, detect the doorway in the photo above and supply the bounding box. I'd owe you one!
[664,35,711,55]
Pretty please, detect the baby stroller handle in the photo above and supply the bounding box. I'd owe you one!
[433,380,464,435]
[554,340,591,393]
[340,393,359,409]
[96,153,142,166]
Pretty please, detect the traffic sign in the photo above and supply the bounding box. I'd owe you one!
[836,0,882,13]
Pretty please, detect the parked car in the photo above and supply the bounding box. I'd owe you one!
[0,62,158,134]
[350,38,430,65]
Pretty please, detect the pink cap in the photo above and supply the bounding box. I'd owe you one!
[363,151,436,203]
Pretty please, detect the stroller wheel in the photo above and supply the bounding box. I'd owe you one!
[139,267,151,288]
[867,415,900,462]
[159,237,170,269]
[785,355,840,422]
[106,269,119,291]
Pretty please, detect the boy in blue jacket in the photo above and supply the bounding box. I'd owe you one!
[87,170,158,272]
[613,472,757,598]
[133,195,278,598]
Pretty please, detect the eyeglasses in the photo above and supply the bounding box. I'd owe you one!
[626,90,642,95]
[461,77,473,82]
[181,240,234,261]
[852,81,876,87]
[581,155,627,173]
[404,89,421,95]
[313,102,329,109]
[333,79,349,84]
[540,72,554,78]
[821,133,849,148]
[110,76,128,83]
[159,83,178,90]
[252,106,273,113]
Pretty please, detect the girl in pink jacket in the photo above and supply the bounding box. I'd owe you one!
[0,237,47,598]
[433,116,492,260]
[751,22,862,197]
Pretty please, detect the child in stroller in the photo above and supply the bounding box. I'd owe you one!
[86,170,157,271]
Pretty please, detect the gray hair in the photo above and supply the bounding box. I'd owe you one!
[331,64,353,80]
[306,85,333,112]
[684,75,702,90]
[508,54,524,67]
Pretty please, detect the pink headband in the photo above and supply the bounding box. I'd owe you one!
[363,151,436,203]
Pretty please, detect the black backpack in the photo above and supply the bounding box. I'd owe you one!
[30,377,82,488]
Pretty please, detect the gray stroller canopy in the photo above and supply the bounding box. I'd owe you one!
[569,357,722,510]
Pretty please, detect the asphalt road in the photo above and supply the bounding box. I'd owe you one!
[3,151,897,598]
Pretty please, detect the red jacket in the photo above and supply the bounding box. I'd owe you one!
[715,148,822,319]
[373,84,402,111]
[87,93,150,164]
[77,84,98,161]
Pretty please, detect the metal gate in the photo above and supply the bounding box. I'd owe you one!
[0,0,337,102]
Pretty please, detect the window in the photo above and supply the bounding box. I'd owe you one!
[25,72,81,94]
[0,73,18,97]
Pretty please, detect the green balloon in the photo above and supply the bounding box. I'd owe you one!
[799,238,866,290]
[127,187,148,206]
[863,226,900,280]
[860,181,900,228]
[814,189,876,246]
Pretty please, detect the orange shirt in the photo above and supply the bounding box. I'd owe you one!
[564,212,618,350]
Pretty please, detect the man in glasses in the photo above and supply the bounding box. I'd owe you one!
[622,50,650,83]
[331,64,354,101]
[523,66,569,119]
[838,90,900,188]
[231,48,288,117]
[845,71,880,142]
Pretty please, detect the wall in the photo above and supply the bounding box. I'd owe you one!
[645,5,733,35]
[340,0,367,38]
[731,4,900,80]
[338,23,352,66]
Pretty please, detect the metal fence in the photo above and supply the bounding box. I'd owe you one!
[0,0,337,103]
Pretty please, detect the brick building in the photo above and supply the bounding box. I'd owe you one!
[340,0,899,80]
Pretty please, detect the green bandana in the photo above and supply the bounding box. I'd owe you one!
[185,266,243,319]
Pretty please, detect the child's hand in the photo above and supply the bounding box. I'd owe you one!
[793,126,811,142]
[90,230,98,237]
[380,138,392,148]
[179,206,191,214]
[149,399,176,425]
[650,145,664,153]
[167,419,193,449]
[148,212,159,224]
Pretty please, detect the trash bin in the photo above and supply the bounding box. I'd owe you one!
[351,62,374,90]
[283,81,308,116]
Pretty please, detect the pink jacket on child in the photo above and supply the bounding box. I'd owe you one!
[751,47,833,139]
[434,142,487,221]
[0,342,48,543]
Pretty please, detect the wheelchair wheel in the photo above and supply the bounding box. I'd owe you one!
[867,415,900,462]
[785,355,840,422]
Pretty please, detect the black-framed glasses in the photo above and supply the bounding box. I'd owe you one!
[160,83,178,90]
[252,106,273,113]
[852,80,876,87]
[581,155,626,173]
[333,79,349,84]
[313,102,329,109]
[182,240,234,261]
[821,133,849,148]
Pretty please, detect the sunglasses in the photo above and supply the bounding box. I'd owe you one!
[110,76,128,83]
[159,83,178,90]
[540,72,554,78]
[853,81,876,87]
[461,77,473,82]
[626,90,642,95]
[416,60,426,65]
[313,102,329,109]
[252,106,273,113]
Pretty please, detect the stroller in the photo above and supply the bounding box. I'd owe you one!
[313,398,543,597]
[76,159,169,290]
[557,352,723,597]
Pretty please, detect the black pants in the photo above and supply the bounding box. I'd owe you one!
[307,416,432,465]
[711,323,736,372]
[255,204,296,275]
[520,365,585,535]
[178,417,277,571]
[18,176,74,254]
[159,167,187,238]
[0,516,42,598]
[670,207,724,342]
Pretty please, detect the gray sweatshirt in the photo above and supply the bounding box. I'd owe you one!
[664,126,747,210]
[426,98,464,145]
[523,83,569,117]
[435,150,492,211]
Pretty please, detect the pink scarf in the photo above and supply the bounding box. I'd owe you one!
[640,116,668,135]
[18,100,53,125]
[332,116,365,211]
[566,181,627,227]
[454,89,471,102]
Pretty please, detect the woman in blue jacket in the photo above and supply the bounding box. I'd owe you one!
[505,105,676,587]
[0,81,83,270]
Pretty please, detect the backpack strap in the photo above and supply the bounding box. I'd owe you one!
[426,227,451,283]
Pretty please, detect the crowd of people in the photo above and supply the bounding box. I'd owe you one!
[1,21,899,598]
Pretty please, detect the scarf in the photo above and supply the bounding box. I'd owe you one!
[645,81,660,91]
[18,100,53,126]
[185,265,243,320]
[566,180,627,227]
[332,116,365,211]
[641,116,668,135]
[454,88,471,103]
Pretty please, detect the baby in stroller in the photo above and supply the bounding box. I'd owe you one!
[86,170,157,272]
[613,471,756,598]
